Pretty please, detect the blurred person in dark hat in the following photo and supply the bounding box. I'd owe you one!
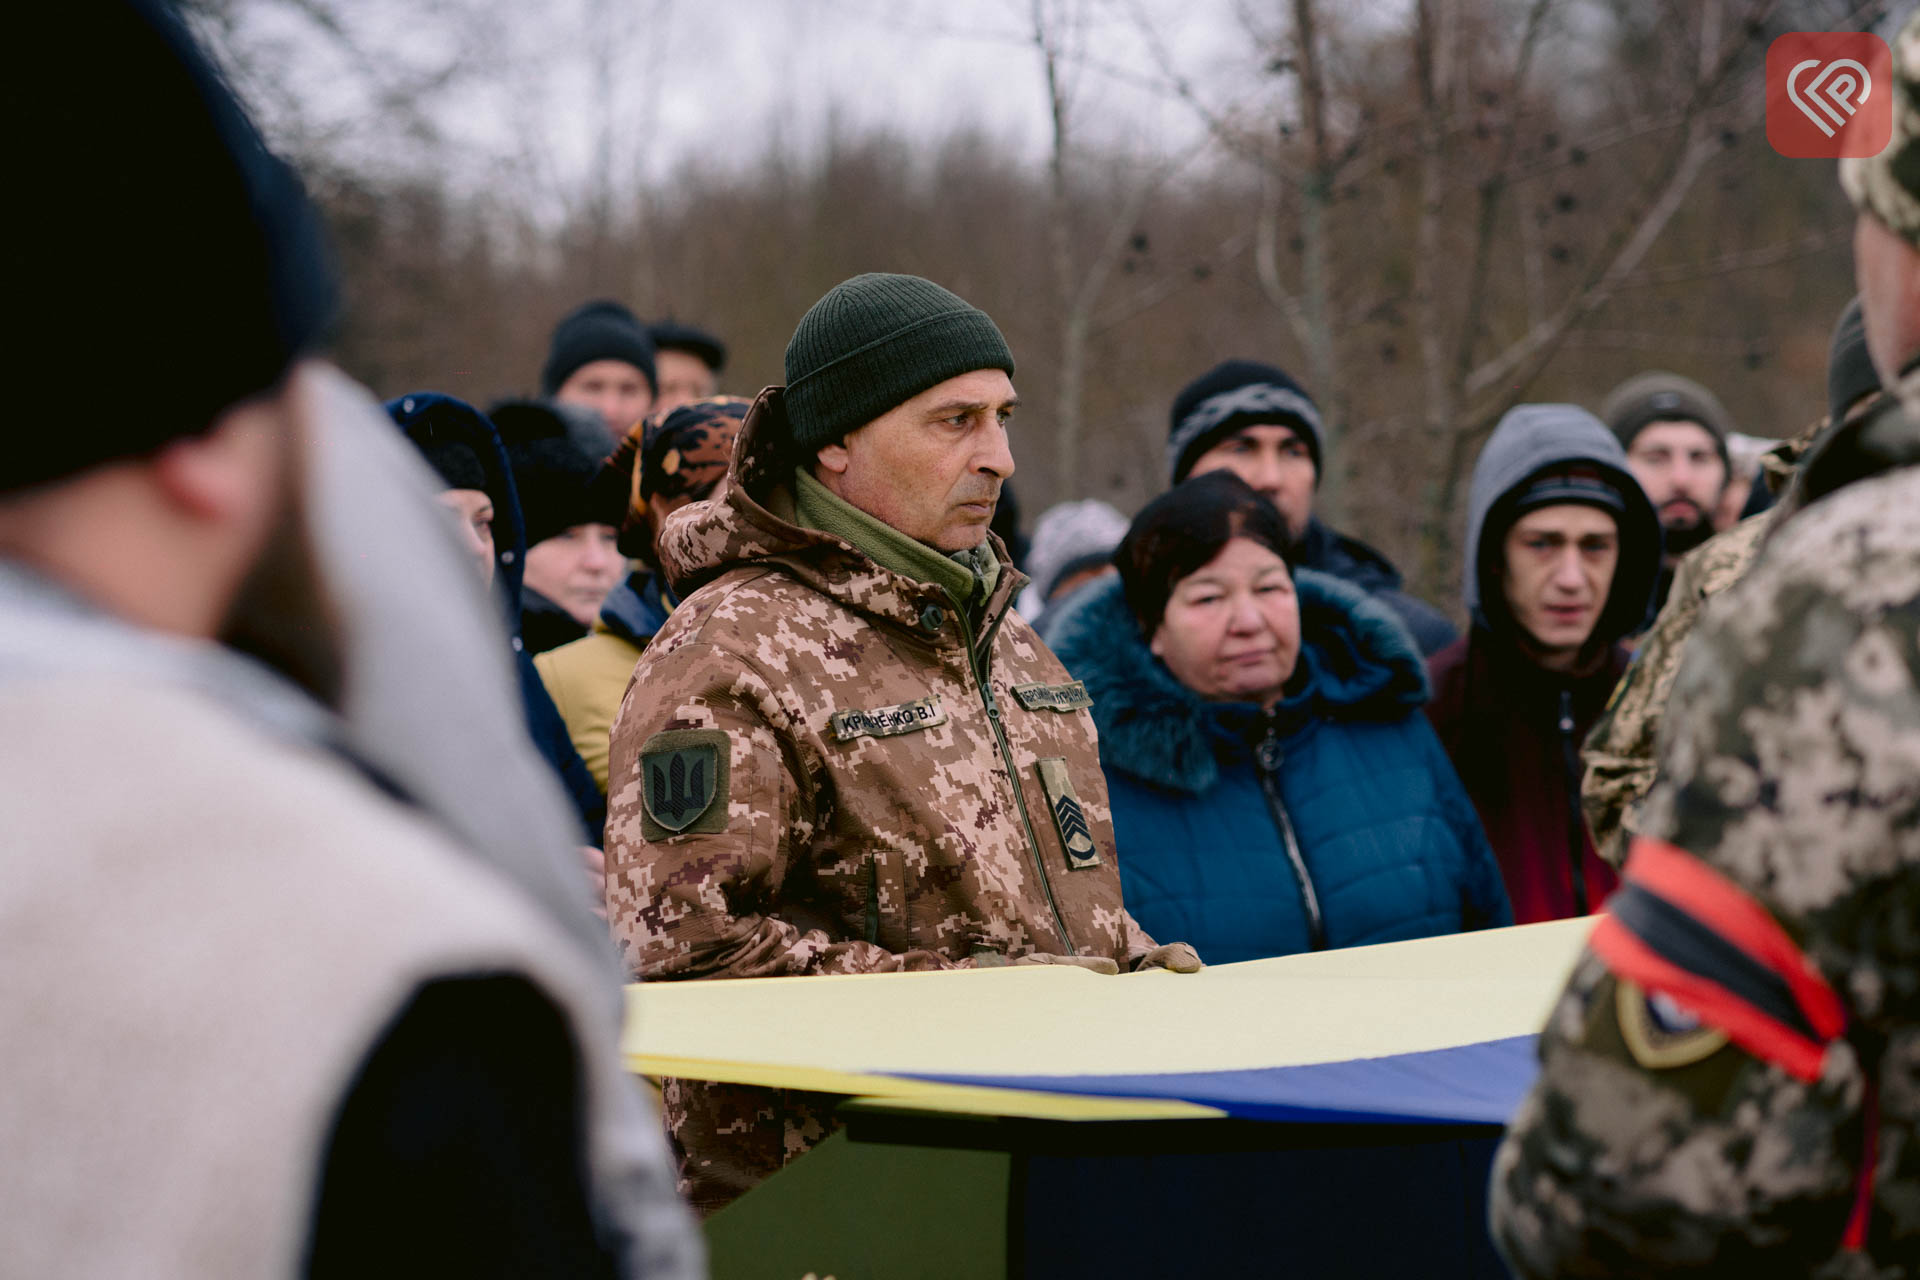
[545,300,658,437]
[648,320,728,415]
[490,399,629,655]
[388,393,607,847]
[0,3,698,1275]
[536,396,749,793]
[1601,370,1733,614]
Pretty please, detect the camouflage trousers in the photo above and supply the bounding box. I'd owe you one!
[661,1078,843,1218]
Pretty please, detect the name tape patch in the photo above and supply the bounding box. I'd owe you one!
[830,697,949,742]
[1011,681,1093,713]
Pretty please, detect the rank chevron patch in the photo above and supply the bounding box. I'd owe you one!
[1036,757,1102,869]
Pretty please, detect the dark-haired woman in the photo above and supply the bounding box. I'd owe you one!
[1051,472,1510,964]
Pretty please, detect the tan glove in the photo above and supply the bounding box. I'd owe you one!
[1132,942,1203,973]
[1013,952,1121,975]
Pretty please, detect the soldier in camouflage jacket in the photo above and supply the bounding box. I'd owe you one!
[605,273,1192,1215]
[1492,18,1920,1272]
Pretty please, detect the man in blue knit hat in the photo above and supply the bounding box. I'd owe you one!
[1167,360,1457,654]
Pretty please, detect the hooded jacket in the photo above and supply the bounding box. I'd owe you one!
[1052,571,1508,964]
[605,386,1158,1213]
[1294,518,1460,656]
[1426,405,1660,924]
[389,393,605,842]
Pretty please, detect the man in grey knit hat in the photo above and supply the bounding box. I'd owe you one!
[605,271,1199,1216]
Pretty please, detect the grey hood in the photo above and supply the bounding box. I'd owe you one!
[1462,403,1661,647]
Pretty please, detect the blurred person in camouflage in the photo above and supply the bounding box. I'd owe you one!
[605,272,1200,1216]
[0,3,699,1275]
[537,396,750,793]
[1490,13,1920,1274]
[1580,296,1887,869]
[648,321,728,414]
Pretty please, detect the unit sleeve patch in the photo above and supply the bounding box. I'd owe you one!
[639,728,731,840]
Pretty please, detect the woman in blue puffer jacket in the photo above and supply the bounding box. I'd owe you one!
[1051,472,1510,964]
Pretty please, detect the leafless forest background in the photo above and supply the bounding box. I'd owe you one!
[188,0,1892,608]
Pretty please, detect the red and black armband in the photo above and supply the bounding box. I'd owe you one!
[1590,836,1873,1251]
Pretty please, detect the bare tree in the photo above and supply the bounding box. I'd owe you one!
[1031,0,1202,490]
[1132,0,1836,593]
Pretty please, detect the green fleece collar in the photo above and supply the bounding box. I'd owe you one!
[792,468,999,608]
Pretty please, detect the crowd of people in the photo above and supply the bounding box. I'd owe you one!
[7,1,1919,1275]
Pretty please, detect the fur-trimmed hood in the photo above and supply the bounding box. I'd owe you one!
[1050,569,1428,795]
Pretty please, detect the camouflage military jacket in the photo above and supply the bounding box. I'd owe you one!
[605,387,1155,981]
[1579,511,1774,868]
[1581,411,1854,869]
[1492,464,1920,1277]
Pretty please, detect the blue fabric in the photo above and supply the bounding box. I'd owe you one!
[517,648,604,845]
[599,568,676,647]
[1051,573,1509,964]
[914,1034,1539,1125]
[1294,517,1458,657]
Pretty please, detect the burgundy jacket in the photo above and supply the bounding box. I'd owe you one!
[1424,628,1626,924]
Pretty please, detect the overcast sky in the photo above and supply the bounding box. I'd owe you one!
[217,0,1269,212]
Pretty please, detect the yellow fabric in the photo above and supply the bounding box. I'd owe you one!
[624,919,1594,1113]
[533,625,644,793]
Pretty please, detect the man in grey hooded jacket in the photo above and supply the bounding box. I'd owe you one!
[1424,406,1660,925]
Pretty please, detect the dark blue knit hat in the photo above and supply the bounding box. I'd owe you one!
[11,0,337,494]
[541,300,658,397]
[1167,360,1324,486]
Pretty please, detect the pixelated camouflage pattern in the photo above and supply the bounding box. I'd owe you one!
[1842,10,1920,248]
[1582,411,1852,868]
[1493,462,1920,1277]
[1581,514,1775,868]
[606,386,1157,1213]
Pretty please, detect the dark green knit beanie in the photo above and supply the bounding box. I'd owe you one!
[783,273,1015,452]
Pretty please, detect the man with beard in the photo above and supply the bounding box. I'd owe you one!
[0,3,699,1275]
[1601,371,1733,616]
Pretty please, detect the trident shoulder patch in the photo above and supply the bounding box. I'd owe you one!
[1012,680,1093,712]
[829,697,948,742]
[639,728,731,840]
[1035,757,1102,869]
